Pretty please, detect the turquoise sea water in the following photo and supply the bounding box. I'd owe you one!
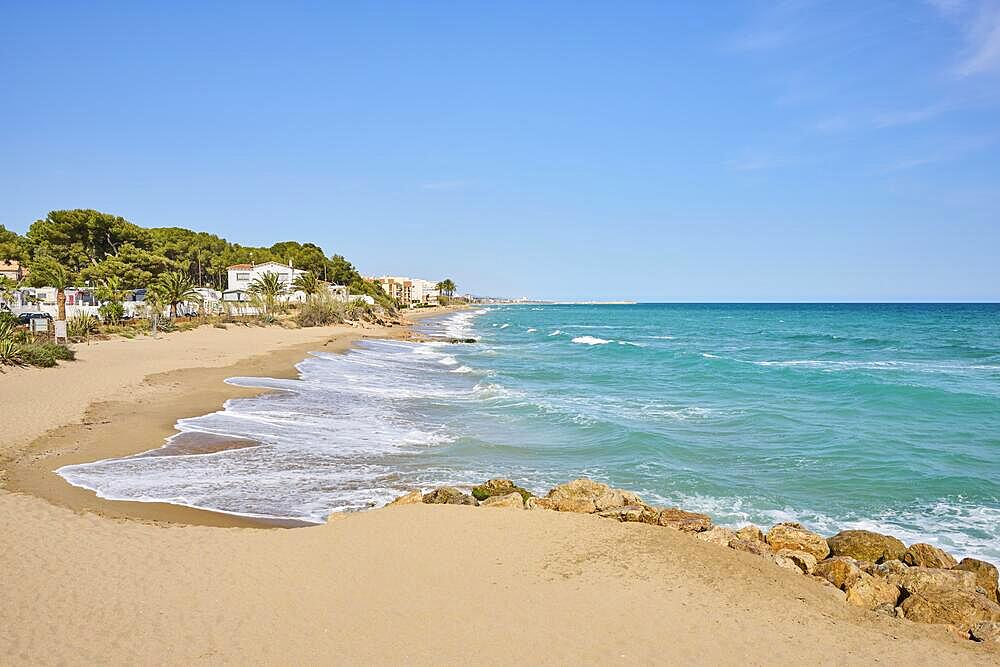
[60,304,1000,560]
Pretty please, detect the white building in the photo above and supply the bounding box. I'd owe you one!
[223,262,348,304]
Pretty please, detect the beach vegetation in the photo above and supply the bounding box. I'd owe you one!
[67,312,100,340]
[291,271,321,299]
[27,255,72,321]
[247,271,286,315]
[295,290,344,327]
[151,271,201,318]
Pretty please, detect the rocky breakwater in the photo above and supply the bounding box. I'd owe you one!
[387,478,1000,645]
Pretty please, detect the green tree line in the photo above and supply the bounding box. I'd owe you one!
[0,209,393,308]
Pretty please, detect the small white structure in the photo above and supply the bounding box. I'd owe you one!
[225,262,306,299]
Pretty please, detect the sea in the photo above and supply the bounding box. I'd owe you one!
[58,304,1000,561]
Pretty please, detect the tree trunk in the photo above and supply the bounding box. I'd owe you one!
[169,302,177,318]
[57,288,66,321]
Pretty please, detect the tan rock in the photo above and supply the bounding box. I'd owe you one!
[775,549,818,574]
[422,487,477,506]
[542,479,642,514]
[844,572,901,610]
[813,556,862,590]
[524,496,557,510]
[766,523,830,560]
[773,553,804,574]
[826,530,906,564]
[954,558,999,604]
[729,537,774,558]
[868,559,908,578]
[657,507,712,533]
[901,543,957,569]
[697,526,737,547]
[387,490,423,506]
[735,524,765,543]
[481,492,525,509]
[890,566,979,597]
[969,620,1000,643]
[596,504,660,525]
[900,588,1000,633]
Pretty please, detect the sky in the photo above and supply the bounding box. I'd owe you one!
[2,1,999,301]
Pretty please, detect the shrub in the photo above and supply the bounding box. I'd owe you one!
[296,293,344,327]
[67,312,100,340]
[0,317,21,365]
[18,342,75,367]
[98,301,126,325]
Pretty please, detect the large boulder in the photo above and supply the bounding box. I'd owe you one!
[826,530,906,564]
[900,588,1000,633]
[864,559,908,579]
[735,524,765,543]
[422,487,478,506]
[890,566,979,597]
[697,526,737,547]
[596,504,660,525]
[657,507,712,533]
[481,492,525,509]
[954,558,999,604]
[471,479,533,503]
[387,490,423,506]
[901,543,957,569]
[775,549,818,574]
[970,620,1000,643]
[844,573,901,610]
[541,479,643,514]
[766,523,830,561]
[813,556,862,590]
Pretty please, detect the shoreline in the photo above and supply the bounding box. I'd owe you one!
[1,305,462,528]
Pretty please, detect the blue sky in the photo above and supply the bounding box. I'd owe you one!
[2,1,998,301]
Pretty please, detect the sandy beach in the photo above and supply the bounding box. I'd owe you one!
[1,309,995,665]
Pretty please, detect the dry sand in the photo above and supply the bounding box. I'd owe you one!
[1,310,995,665]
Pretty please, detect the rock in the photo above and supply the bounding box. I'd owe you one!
[735,524,765,543]
[657,507,712,533]
[813,556,862,590]
[900,588,1000,633]
[826,530,906,564]
[969,620,1000,643]
[596,504,660,525]
[422,487,477,506]
[471,479,533,503]
[844,573,901,610]
[867,559,908,578]
[766,523,830,561]
[890,567,979,597]
[697,526,737,547]
[525,496,557,510]
[873,602,897,616]
[542,479,643,514]
[729,538,774,558]
[481,492,525,509]
[387,490,423,506]
[773,553,804,573]
[775,549,818,574]
[954,558,999,604]
[901,543,957,569]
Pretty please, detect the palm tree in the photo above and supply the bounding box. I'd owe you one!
[291,271,321,300]
[436,279,457,298]
[31,256,70,321]
[95,275,129,303]
[152,271,200,318]
[247,271,286,314]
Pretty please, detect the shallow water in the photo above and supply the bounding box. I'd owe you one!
[59,304,1000,560]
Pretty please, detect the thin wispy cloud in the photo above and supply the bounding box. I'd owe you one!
[928,0,1000,77]
[873,104,949,128]
[880,132,999,172]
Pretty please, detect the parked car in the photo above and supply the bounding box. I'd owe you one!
[16,312,53,325]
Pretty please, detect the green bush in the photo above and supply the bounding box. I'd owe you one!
[67,312,100,339]
[296,293,344,327]
[18,342,75,367]
[98,301,125,325]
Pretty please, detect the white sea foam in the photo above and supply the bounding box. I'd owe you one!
[571,336,611,345]
[526,328,537,333]
[499,323,510,329]
[548,330,562,336]
[438,355,458,366]
[701,353,720,358]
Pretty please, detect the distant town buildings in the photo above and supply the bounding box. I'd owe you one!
[223,261,348,303]
[0,259,26,281]
[371,276,440,307]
